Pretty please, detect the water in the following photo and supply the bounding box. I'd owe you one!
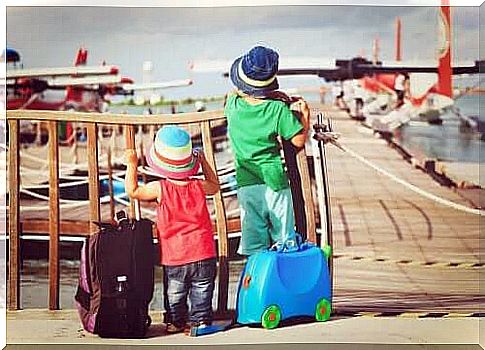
[20,259,244,310]
[108,100,224,115]
[395,94,484,163]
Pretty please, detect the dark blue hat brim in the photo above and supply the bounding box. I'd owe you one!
[229,57,279,97]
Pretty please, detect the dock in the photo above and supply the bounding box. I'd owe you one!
[5,105,483,345]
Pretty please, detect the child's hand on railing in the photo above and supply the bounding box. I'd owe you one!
[290,99,310,134]
[194,148,206,163]
[124,149,138,166]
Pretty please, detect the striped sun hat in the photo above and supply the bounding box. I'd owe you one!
[146,125,200,180]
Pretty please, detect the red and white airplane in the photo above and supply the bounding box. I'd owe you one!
[4,47,193,112]
[190,2,481,132]
[3,47,193,141]
[357,5,460,128]
[5,47,122,112]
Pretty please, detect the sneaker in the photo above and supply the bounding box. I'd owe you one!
[166,323,186,334]
[189,321,212,328]
[184,321,211,336]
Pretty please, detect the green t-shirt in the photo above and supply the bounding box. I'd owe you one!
[224,94,304,191]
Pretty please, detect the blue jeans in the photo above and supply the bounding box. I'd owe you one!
[163,258,216,326]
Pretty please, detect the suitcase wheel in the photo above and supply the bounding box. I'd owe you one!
[261,305,281,329]
[315,298,332,322]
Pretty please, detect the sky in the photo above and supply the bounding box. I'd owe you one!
[6,6,481,99]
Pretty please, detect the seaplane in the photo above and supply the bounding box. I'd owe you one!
[189,4,482,134]
[277,5,482,134]
[4,47,122,113]
[5,47,193,110]
[3,47,193,141]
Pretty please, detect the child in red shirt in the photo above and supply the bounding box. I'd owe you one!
[125,125,220,334]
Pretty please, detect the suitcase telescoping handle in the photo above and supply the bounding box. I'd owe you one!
[270,232,303,253]
[125,125,141,221]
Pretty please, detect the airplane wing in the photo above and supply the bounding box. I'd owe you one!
[6,65,119,79]
[277,58,484,79]
[121,79,193,91]
[5,75,123,93]
[46,75,122,87]
[190,57,336,74]
[192,56,483,79]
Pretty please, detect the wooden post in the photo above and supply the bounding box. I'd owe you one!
[86,123,100,233]
[201,121,229,314]
[124,125,139,219]
[8,120,20,310]
[107,146,115,224]
[282,140,307,237]
[48,121,60,310]
[296,146,317,243]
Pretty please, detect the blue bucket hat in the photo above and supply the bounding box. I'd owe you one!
[230,46,279,96]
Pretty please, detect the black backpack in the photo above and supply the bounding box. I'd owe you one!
[75,212,157,338]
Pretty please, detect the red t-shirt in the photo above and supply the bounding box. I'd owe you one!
[156,179,216,266]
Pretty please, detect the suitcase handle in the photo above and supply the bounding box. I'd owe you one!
[270,232,303,253]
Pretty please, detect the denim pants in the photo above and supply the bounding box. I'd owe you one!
[163,258,216,326]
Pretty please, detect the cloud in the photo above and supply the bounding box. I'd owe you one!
[6,5,480,99]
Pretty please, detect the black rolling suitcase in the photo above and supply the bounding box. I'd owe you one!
[75,210,157,338]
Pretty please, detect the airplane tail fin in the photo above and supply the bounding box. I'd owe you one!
[65,47,88,110]
[410,3,453,105]
[437,2,452,98]
[74,47,88,66]
[65,47,88,143]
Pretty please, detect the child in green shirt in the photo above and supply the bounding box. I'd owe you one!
[224,46,310,256]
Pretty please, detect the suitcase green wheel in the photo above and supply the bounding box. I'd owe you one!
[261,305,281,329]
[315,299,332,322]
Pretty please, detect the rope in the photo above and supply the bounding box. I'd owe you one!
[19,93,41,109]
[3,193,123,212]
[19,170,126,190]
[325,136,485,216]
[0,143,109,171]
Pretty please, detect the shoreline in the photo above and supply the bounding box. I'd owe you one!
[369,124,483,209]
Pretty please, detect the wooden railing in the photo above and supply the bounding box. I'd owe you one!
[5,108,317,314]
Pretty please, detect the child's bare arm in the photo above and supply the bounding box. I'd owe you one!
[125,150,160,201]
[197,151,220,195]
[290,99,310,148]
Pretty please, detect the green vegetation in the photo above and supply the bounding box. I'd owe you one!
[108,95,225,107]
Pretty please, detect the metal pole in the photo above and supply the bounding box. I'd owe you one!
[312,113,334,292]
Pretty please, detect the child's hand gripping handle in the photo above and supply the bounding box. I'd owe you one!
[290,99,310,129]
[124,125,141,220]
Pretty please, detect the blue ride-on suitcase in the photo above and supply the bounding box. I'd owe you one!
[236,236,332,329]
